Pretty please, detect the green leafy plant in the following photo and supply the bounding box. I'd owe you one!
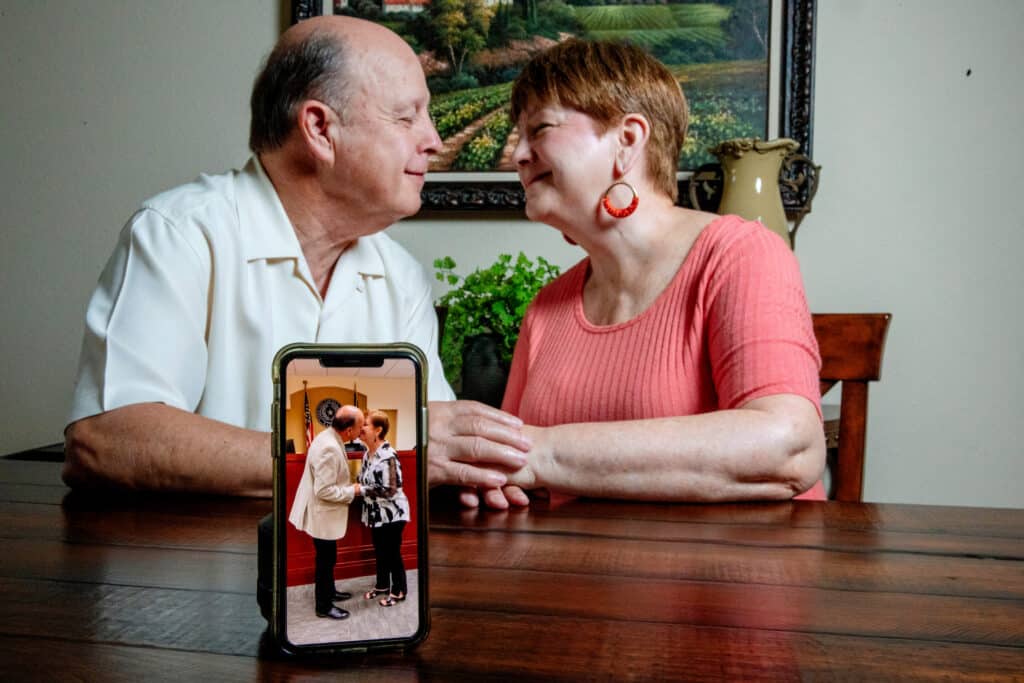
[434,253,561,387]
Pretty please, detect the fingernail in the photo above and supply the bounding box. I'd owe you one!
[487,473,507,487]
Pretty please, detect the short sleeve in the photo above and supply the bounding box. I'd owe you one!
[67,208,210,425]
[501,302,535,416]
[402,263,456,402]
[705,224,821,414]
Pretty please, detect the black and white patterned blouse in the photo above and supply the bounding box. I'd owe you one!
[359,441,409,528]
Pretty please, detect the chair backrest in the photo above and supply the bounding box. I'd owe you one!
[812,313,892,502]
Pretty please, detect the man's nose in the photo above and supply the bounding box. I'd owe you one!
[422,115,442,155]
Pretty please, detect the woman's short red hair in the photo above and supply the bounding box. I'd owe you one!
[511,39,688,201]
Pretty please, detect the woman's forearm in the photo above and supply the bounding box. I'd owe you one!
[512,394,825,502]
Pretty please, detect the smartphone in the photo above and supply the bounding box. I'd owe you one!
[266,343,429,655]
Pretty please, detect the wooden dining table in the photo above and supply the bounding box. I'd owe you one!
[1,453,1023,681]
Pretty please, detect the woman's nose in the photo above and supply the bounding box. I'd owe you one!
[511,133,531,167]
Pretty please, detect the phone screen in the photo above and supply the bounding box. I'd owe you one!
[271,344,428,653]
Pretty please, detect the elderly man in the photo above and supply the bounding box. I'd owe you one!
[63,16,528,504]
[289,405,363,619]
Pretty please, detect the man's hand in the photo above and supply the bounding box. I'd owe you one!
[459,423,544,509]
[427,400,531,494]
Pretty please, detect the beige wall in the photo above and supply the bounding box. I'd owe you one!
[2,1,1022,507]
[284,376,418,451]
[284,384,362,452]
[0,0,281,447]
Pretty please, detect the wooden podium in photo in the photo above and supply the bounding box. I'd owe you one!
[284,450,419,587]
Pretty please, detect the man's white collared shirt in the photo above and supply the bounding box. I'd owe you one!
[68,157,454,431]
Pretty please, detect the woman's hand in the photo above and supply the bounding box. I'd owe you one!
[458,484,531,509]
[460,425,546,509]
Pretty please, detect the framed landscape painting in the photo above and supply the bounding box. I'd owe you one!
[292,0,816,212]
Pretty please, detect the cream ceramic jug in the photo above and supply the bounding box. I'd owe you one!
[690,137,820,249]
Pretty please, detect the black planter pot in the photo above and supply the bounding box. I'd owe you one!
[459,334,508,408]
[434,305,448,355]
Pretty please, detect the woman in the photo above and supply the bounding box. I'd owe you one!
[489,39,825,507]
[358,411,410,607]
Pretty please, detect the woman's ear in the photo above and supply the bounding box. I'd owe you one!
[295,99,338,165]
[614,113,651,178]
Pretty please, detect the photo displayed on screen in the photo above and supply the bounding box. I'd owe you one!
[283,356,420,647]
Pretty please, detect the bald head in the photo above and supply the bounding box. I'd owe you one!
[280,15,409,52]
[249,16,414,154]
[331,404,364,439]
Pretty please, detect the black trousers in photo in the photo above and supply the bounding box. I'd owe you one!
[312,537,338,612]
[370,521,407,596]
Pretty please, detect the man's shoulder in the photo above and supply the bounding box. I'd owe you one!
[139,165,242,224]
[108,168,246,268]
[125,160,283,259]
[306,440,332,462]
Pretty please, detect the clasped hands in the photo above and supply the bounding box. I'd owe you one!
[427,400,540,509]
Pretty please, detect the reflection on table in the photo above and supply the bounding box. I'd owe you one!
[0,457,1022,680]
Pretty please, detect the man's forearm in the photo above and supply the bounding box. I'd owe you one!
[63,403,272,496]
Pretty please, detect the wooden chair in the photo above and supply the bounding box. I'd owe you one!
[812,313,892,502]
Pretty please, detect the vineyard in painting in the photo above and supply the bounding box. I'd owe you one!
[333,0,770,171]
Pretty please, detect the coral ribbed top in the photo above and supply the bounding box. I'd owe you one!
[502,215,825,500]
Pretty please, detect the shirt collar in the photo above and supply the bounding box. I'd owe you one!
[238,156,305,262]
[339,232,385,283]
[238,156,387,282]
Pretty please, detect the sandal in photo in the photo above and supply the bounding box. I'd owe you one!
[379,593,406,607]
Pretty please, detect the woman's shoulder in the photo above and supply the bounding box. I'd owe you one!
[687,214,796,275]
[698,214,787,252]
[531,258,588,308]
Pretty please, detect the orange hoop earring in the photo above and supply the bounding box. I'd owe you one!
[601,181,639,219]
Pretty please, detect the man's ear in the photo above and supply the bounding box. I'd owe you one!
[613,113,651,178]
[295,99,338,164]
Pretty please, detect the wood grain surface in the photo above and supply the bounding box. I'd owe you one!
[1,458,1022,681]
